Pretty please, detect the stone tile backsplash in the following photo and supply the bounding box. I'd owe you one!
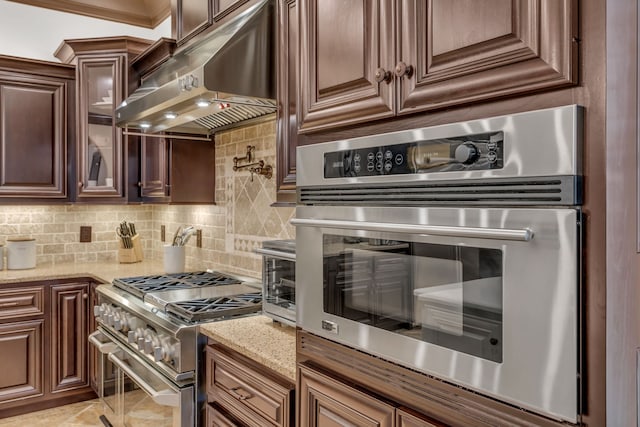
[0,119,295,278]
[0,205,154,265]
[152,119,295,278]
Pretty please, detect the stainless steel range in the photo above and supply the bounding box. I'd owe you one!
[89,271,261,427]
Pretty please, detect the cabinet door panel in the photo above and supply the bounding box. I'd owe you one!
[275,0,297,203]
[0,80,66,197]
[0,320,43,403]
[206,403,244,427]
[179,0,213,43]
[50,283,89,392]
[397,0,578,113]
[397,408,443,427]
[77,56,125,200]
[169,138,215,203]
[140,135,169,198]
[214,0,250,21]
[299,0,394,132]
[298,365,394,427]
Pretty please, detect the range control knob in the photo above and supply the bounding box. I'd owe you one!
[454,143,479,164]
[144,338,154,354]
[113,315,123,331]
[153,346,164,362]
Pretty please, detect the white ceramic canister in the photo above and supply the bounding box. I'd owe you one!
[6,238,36,270]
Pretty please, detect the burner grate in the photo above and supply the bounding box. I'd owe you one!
[166,292,262,323]
[113,271,242,298]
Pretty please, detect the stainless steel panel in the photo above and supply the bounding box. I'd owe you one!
[295,205,580,422]
[296,105,582,186]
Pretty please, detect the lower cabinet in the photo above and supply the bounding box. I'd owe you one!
[298,364,440,427]
[50,283,89,392]
[0,279,96,419]
[206,403,241,427]
[206,343,295,427]
[0,320,44,404]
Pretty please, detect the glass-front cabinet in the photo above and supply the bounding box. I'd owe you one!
[54,37,152,201]
[78,56,124,197]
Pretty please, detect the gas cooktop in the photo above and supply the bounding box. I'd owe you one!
[113,271,243,297]
[111,270,262,324]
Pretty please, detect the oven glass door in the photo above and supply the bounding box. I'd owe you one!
[295,205,580,422]
[323,235,503,362]
[89,331,119,417]
[108,346,193,427]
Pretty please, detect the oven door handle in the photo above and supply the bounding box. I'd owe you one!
[254,248,297,261]
[108,352,181,407]
[89,330,119,354]
[290,218,534,241]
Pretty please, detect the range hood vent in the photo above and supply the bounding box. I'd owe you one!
[115,0,276,136]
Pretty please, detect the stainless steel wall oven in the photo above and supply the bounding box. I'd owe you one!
[293,105,583,422]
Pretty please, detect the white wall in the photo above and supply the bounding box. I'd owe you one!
[0,0,171,62]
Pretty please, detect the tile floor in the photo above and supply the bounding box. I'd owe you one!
[0,399,105,426]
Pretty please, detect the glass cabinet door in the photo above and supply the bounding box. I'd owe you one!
[77,56,124,198]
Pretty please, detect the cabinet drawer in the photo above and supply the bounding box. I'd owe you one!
[206,403,240,427]
[397,407,444,427]
[0,287,45,320]
[207,346,293,426]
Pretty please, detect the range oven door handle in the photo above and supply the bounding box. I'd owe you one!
[290,218,534,242]
[108,351,181,407]
[254,248,297,261]
[89,330,118,354]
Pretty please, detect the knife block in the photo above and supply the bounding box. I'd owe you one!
[118,235,143,264]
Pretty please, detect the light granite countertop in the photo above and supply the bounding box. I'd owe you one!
[0,260,165,284]
[0,261,296,382]
[200,315,297,382]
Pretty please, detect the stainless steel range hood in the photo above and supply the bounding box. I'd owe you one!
[115,0,275,135]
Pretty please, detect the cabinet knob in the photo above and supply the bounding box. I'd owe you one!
[374,67,392,84]
[395,62,414,78]
[138,182,143,188]
[83,293,88,300]
[78,181,84,188]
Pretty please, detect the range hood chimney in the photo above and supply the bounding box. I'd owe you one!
[116,0,275,135]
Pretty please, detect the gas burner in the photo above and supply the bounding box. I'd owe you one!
[113,271,242,298]
[166,292,262,323]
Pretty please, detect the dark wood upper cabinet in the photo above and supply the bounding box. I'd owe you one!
[172,0,255,46]
[55,37,153,202]
[299,0,395,133]
[175,0,213,45]
[396,0,578,114]
[139,135,169,199]
[135,135,216,204]
[0,56,74,199]
[274,0,298,204]
[213,0,252,21]
[299,0,578,133]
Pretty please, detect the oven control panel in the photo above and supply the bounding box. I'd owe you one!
[94,303,180,367]
[323,131,504,178]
